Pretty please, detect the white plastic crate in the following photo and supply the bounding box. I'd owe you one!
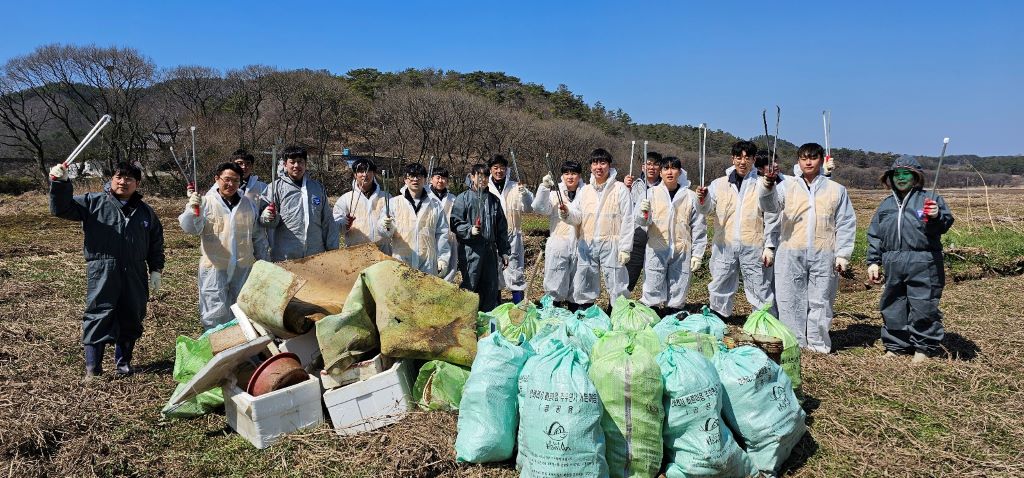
[320,354,394,390]
[278,329,321,368]
[224,373,324,449]
[322,360,416,436]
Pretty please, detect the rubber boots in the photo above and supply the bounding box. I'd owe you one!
[511,291,525,305]
[84,344,105,380]
[115,340,136,375]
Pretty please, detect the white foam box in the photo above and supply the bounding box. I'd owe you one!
[322,360,416,436]
[320,354,395,390]
[223,374,324,449]
[278,329,321,368]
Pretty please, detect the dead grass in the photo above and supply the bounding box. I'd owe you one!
[1,189,1023,477]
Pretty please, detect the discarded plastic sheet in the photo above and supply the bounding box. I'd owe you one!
[317,260,479,373]
[236,261,309,338]
[278,244,391,323]
[166,335,271,409]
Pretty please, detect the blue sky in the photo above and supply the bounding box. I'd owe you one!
[4,1,1021,156]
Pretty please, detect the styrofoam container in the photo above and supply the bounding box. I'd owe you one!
[224,373,324,449]
[278,329,321,368]
[320,354,395,390]
[322,360,416,436]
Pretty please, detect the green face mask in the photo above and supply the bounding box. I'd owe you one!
[891,169,915,192]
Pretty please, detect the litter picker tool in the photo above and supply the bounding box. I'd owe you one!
[762,109,770,153]
[427,155,436,180]
[544,153,565,208]
[642,140,648,185]
[698,123,708,189]
[771,106,780,170]
[509,148,522,185]
[189,126,200,216]
[167,145,189,183]
[628,140,636,178]
[822,110,832,159]
[61,114,112,169]
[931,137,950,197]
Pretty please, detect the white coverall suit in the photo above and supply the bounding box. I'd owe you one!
[565,169,634,304]
[179,191,269,329]
[489,177,533,293]
[700,167,780,317]
[428,188,458,282]
[333,180,390,252]
[636,174,707,309]
[758,172,856,353]
[532,181,583,302]
[378,187,451,276]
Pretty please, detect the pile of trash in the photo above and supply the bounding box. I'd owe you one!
[455,297,807,478]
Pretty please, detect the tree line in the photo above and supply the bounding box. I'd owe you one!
[1,44,1018,194]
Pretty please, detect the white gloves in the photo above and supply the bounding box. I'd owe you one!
[541,173,555,189]
[187,192,202,209]
[868,263,882,283]
[471,225,480,236]
[437,259,448,274]
[923,198,939,218]
[835,257,850,273]
[640,199,651,213]
[761,248,775,267]
[759,175,774,190]
[690,256,702,272]
[823,156,835,176]
[618,251,630,266]
[49,163,67,181]
[383,216,394,231]
[149,271,161,295]
[260,205,276,223]
[557,204,568,220]
[501,254,510,268]
[517,183,526,194]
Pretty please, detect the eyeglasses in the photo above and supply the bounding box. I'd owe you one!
[218,176,241,184]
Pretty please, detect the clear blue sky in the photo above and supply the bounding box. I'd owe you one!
[4,0,1021,156]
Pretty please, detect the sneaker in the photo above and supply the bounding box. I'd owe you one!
[116,364,134,376]
[911,351,929,364]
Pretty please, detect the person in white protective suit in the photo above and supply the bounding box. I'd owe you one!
[257,145,340,261]
[427,166,458,282]
[758,142,856,353]
[333,157,390,252]
[378,162,451,276]
[564,148,634,308]
[532,160,585,310]
[623,151,663,293]
[487,154,534,304]
[203,149,268,211]
[181,162,269,330]
[696,141,780,318]
[636,156,707,316]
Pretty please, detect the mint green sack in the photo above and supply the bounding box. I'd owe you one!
[742,302,801,389]
[659,345,756,478]
[518,339,608,477]
[413,360,471,411]
[680,306,727,340]
[653,315,689,344]
[610,296,660,331]
[713,346,806,473]
[455,333,533,463]
[589,328,664,478]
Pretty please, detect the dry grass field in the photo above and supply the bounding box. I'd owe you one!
[1,187,1022,477]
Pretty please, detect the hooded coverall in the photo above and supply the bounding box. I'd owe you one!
[758,172,856,353]
[867,156,954,355]
[258,175,339,262]
[532,181,583,302]
[429,187,458,282]
[208,174,267,211]
[50,180,165,359]
[179,190,269,330]
[637,172,708,310]
[700,166,780,317]
[627,176,661,291]
[565,169,634,304]
[333,180,390,252]
[378,188,451,276]
[451,187,511,313]
[489,177,533,294]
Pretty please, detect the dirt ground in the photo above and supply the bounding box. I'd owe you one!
[1,188,1022,477]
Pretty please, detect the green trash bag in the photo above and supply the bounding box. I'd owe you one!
[518,338,608,477]
[564,314,608,355]
[161,320,239,419]
[713,346,807,474]
[456,333,534,463]
[589,328,664,478]
[680,306,727,340]
[653,315,689,344]
[742,302,801,390]
[665,330,722,360]
[413,360,471,411]
[491,302,543,343]
[538,295,576,323]
[610,296,659,331]
[659,345,756,478]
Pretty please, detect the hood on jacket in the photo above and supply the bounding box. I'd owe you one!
[880,155,925,189]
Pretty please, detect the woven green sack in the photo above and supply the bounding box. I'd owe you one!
[610,296,660,331]
[742,302,801,389]
[413,360,471,411]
